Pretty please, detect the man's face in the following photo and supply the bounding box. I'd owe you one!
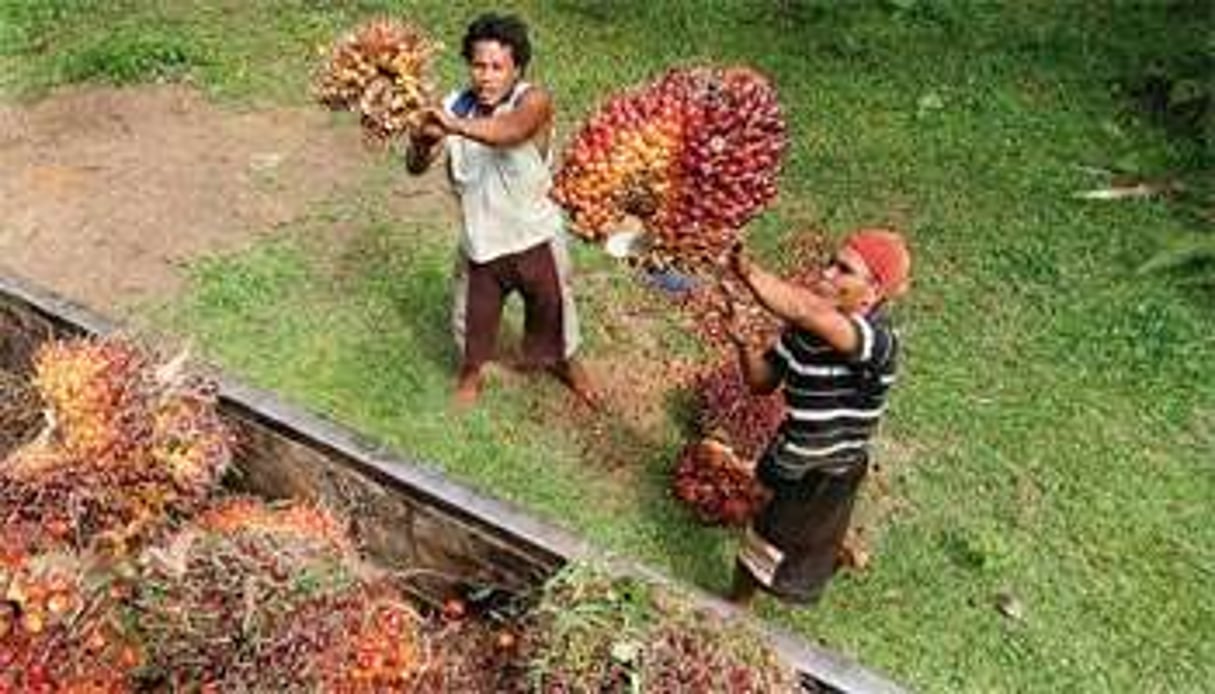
[468,40,520,107]
[818,246,880,312]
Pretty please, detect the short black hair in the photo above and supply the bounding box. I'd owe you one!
[461,12,532,71]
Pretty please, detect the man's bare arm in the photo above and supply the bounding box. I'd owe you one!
[734,339,780,394]
[735,255,859,355]
[721,291,780,394]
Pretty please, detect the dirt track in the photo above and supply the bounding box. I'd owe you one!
[0,84,449,312]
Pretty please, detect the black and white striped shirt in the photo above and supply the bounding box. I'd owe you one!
[761,310,899,480]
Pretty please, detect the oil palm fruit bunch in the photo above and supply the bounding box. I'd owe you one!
[676,280,780,351]
[135,498,425,690]
[191,495,354,554]
[280,581,425,692]
[552,66,787,272]
[640,605,798,693]
[409,614,526,693]
[29,338,152,463]
[691,360,784,461]
[664,228,829,350]
[153,581,426,692]
[528,565,795,693]
[133,498,357,687]
[0,338,230,555]
[0,549,141,694]
[314,17,440,140]
[671,439,770,527]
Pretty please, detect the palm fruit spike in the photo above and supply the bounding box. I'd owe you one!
[30,338,152,463]
[182,579,425,691]
[193,496,355,554]
[306,584,425,692]
[671,227,830,351]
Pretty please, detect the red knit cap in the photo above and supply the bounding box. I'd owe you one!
[843,229,911,299]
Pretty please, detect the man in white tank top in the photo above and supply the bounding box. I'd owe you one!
[406,13,596,409]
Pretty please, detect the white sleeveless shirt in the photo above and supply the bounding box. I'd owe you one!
[443,83,564,263]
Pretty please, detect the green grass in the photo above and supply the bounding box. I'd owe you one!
[4,1,1213,692]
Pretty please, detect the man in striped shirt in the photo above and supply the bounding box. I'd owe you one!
[727,229,911,606]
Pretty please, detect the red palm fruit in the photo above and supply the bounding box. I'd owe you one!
[553,65,787,272]
[671,439,769,527]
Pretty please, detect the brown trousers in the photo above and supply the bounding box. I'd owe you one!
[452,239,578,370]
[738,462,868,604]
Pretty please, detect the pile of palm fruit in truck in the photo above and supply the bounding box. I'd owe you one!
[0,334,798,692]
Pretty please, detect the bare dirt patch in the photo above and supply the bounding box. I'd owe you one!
[0,84,449,314]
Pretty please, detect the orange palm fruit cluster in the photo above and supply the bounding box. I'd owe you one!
[0,550,140,694]
[1,338,231,555]
[669,359,785,527]
[30,339,152,463]
[313,587,425,692]
[314,18,439,140]
[552,66,788,271]
[0,344,435,692]
[675,279,780,351]
[133,498,356,687]
[193,495,355,554]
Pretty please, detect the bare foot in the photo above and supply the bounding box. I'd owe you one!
[550,359,601,410]
[452,367,482,410]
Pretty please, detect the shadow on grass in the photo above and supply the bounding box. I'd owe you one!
[336,222,458,377]
[554,376,738,595]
